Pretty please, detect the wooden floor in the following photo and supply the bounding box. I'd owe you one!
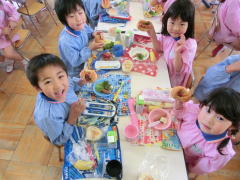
[0,3,239,180]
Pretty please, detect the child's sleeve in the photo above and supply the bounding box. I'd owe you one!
[174,101,199,122]
[59,40,91,67]
[179,39,197,74]
[85,25,94,39]
[86,0,105,19]
[4,1,20,22]
[224,0,240,38]
[190,151,235,174]
[36,114,74,146]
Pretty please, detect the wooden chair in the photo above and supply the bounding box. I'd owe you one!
[43,136,63,162]
[10,0,58,37]
[7,16,45,62]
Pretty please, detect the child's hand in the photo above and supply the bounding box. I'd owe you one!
[67,99,86,125]
[9,21,18,29]
[78,79,87,86]
[101,0,110,8]
[3,27,11,35]
[150,0,158,6]
[89,40,104,51]
[93,31,104,39]
[175,34,186,54]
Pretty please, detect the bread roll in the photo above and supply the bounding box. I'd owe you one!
[86,126,103,142]
[171,86,192,102]
[137,20,152,31]
[95,33,104,43]
[80,69,98,83]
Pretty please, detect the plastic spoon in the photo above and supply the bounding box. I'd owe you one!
[124,98,139,141]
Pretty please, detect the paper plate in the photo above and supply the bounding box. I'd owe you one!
[129,47,149,61]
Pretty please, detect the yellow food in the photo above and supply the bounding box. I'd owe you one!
[86,126,103,142]
[73,160,94,170]
[122,60,133,73]
[160,117,167,124]
[150,50,156,62]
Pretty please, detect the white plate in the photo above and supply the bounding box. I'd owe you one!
[129,47,149,61]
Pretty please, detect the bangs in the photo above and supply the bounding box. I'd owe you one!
[201,88,240,126]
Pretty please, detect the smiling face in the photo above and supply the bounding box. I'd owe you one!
[36,65,69,102]
[167,17,188,38]
[66,5,86,31]
[198,106,232,135]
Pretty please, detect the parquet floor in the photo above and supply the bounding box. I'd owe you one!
[0,2,239,180]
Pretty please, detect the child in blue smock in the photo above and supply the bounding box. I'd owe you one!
[82,0,106,28]
[26,53,86,146]
[194,55,240,101]
[55,0,104,78]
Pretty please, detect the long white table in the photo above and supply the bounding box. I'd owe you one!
[81,59,188,180]
[96,1,162,34]
[117,59,188,180]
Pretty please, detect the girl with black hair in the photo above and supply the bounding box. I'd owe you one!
[147,0,197,88]
[174,87,240,174]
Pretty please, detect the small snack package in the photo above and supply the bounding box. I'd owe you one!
[138,152,169,180]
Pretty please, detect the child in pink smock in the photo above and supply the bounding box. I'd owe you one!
[0,0,26,72]
[147,0,197,87]
[209,0,240,56]
[174,87,240,175]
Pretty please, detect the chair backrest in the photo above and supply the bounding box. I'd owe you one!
[8,17,24,39]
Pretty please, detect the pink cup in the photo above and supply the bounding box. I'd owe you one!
[124,124,139,141]
[148,108,171,130]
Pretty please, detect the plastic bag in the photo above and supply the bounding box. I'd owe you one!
[138,152,169,180]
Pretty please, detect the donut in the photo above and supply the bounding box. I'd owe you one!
[137,20,152,31]
[80,69,98,83]
[171,86,192,102]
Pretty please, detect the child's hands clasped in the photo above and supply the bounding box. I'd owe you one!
[67,99,86,125]
[175,34,186,54]
[89,40,104,51]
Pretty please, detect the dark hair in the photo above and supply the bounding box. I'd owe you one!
[55,0,87,26]
[161,0,195,39]
[26,53,67,88]
[200,87,240,155]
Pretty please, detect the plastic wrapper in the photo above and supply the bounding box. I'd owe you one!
[138,152,169,180]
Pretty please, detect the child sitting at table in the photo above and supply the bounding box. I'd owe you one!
[26,53,86,146]
[0,0,27,72]
[194,54,240,101]
[55,0,104,78]
[173,87,240,175]
[208,0,240,57]
[82,0,108,28]
[147,0,197,87]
